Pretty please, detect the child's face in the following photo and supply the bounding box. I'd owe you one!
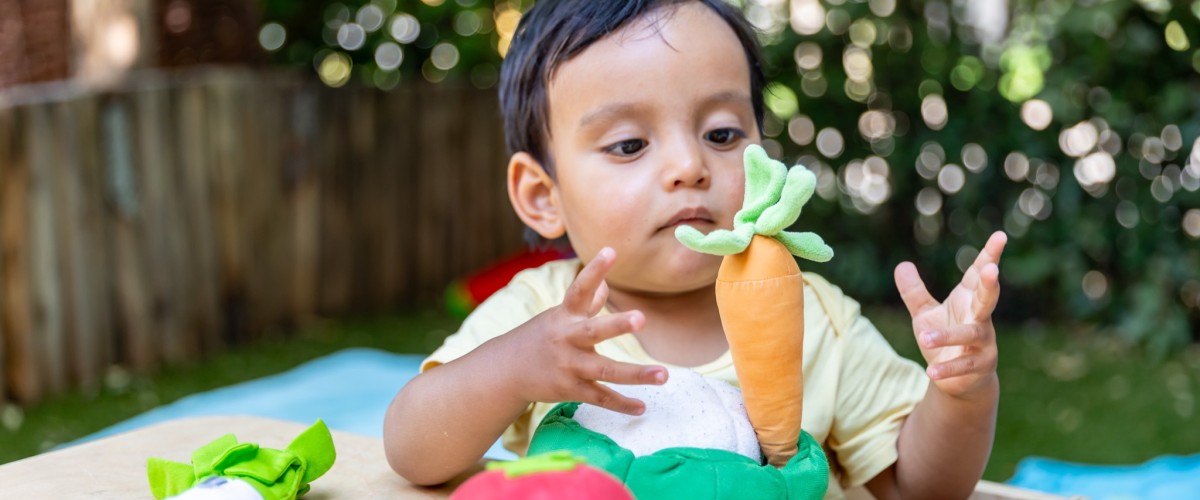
[544,3,759,294]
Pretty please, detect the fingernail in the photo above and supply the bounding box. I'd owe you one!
[653,370,666,384]
[922,331,938,347]
[927,366,940,379]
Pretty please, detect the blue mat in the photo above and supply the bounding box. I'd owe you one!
[1008,454,1200,498]
[73,348,517,460]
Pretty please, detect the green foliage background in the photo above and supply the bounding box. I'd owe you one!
[259,0,1200,354]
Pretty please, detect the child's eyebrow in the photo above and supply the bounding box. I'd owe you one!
[579,102,641,129]
[578,91,752,129]
[697,90,753,110]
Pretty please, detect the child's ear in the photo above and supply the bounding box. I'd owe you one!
[507,152,566,239]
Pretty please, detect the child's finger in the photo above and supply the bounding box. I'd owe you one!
[577,356,667,386]
[571,310,644,347]
[894,262,938,317]
[564,248,616,316]
[577,380,647,416]
[588,279,609,317]
[918,324,992,349]
[971,262,1001,320]
[968,232,1008,277]
[961,232,1009,292]
[927,352,996,380]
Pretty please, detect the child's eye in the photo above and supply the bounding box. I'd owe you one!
[604,139,647,157]
[705,128,745,146]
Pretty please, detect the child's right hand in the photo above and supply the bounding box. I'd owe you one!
[499,247,668,416]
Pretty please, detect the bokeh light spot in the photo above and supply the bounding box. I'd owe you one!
[816,127,844,158]
[1166,21,1191,52]
[258,22,286,52]
[938,163,966,194]
[765,82,800,119]
[1020,99,1053,130]
[788,115,815,146]
[375,41,404,70]
[1082,271,1109,300]
[921,94,948,130]
[389,13,420,44]
[1183,209,1200,238]
[1004,152,1030,182]
[318,51,353,87]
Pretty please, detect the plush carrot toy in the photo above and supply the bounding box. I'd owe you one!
[676,144,832,467]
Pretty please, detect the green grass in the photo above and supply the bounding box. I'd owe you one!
[4,307,1199,484]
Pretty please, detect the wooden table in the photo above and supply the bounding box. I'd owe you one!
[0,415,477,499]
[0,415,1075,499]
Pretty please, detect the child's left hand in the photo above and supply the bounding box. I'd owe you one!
[893,231,1007,400]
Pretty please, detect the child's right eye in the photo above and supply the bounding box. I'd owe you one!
[604,139,647,157]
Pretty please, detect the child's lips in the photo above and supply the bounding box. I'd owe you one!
[660,207,715,231]
[665,218,711,228]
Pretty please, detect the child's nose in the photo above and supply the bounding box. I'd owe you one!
[662,141,710,189]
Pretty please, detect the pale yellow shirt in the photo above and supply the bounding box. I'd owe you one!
[422,259,928,497]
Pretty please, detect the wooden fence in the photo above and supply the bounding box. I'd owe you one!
[0,69,526,405]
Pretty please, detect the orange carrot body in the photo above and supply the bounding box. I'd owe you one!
[715,234,805,467]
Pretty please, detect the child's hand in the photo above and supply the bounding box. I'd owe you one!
[502,247,667,415]
[893,231,1007,400]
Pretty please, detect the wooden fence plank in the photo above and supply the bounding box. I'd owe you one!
[0,106,8,404]
[415,86,455,298]
[135,86,190,364]
[176,82,221,356]
[2,106,40,403]
[348,88,380,311]
[317,90,353,314]
[0,105,14,400]
[240,79,289,335]
[288,87,320,324]
[26,103,66,394]
[208,75,247,344]
[375,87,414,307]
[53,97,103,389]
[103,97,157,372]
[73,95,115,387]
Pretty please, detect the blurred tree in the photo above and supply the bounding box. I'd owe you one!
[259,0,1200,353]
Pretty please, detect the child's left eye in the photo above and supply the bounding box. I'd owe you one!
[706,128,745,146]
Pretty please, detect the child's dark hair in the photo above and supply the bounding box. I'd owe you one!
[499,0,766,179]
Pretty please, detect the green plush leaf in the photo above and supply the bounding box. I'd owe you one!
[755,165,816,236]
[675,224,754,256]
[775,231,834,263]
[146,457,197,499]
[288,420,336,484]
[734,145,787,227]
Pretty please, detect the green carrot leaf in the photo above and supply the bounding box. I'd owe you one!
[755,165,816,236]
[675,224,754,256]
[775,231,834,263]
[735,145,787,227]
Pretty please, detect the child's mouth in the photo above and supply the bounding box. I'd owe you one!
[660,207,715,231]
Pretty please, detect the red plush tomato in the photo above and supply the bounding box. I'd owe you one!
[450,451,633,500]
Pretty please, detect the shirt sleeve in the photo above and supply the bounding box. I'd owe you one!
[420,271,547,372]
[825,292,929,488]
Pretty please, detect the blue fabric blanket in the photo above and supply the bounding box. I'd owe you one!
[1007,454,1200,498]
[73,348,517,460]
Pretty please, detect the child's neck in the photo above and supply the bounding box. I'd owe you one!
[606,284,728,367]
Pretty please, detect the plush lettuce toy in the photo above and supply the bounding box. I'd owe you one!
[146,420,336,500]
